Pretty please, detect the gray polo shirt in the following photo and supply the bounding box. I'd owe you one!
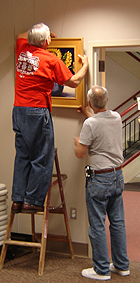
[79,110,124,170]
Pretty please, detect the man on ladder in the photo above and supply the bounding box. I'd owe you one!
[11,23,88,214]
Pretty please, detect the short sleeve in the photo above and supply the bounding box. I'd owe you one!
[52,59,73,85]
[79,120,93,146]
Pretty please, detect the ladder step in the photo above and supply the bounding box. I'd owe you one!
[21,206,64,215]
[5,239,41,248]
[33,233,69,242]
[52,173,67,181]
[47,234,69,242]
[52,174,67,186]
[49,207,64,214]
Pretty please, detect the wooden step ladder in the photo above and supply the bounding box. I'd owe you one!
[0,148,74,276]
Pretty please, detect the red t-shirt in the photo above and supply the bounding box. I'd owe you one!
[14,38,73,112]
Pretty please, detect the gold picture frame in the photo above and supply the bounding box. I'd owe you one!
[47,38,85,108]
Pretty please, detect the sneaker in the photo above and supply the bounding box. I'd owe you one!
[110,263,130,276]
[81,268,111,280]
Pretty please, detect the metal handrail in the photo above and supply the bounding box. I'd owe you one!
[113,90,140,112]
[120,102,138,118]
[122,110,139,124]
[126,52,140,63]
[123,150,140,167]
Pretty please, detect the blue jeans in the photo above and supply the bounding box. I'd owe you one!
[12,106,54,206]
[86,168,129,276]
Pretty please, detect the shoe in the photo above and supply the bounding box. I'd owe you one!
[110,263,130,276]
[81,268,111,280]
[11,202,22,213]
[21,202,44,214]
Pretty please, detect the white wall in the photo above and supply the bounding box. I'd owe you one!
[106,56,140,110]
[0,0,140,244]
[0,1,15,218]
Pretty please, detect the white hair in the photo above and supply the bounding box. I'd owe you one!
[28,23,50,47]
[87,85,108,109]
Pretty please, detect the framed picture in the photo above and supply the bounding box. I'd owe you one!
[47,38,85,108]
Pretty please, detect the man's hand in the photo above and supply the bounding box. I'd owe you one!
[77,105,92,118]
[50,30,57,38]
[74,137,80,146]
[78,54,88,67]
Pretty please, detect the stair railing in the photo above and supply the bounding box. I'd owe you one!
[123,150,140,168]
[113,90,140,112]
[114,91,140,166]
[119,99,140,158]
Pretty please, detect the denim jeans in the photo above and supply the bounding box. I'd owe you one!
[12,106,54,206]
[86,168,129,276]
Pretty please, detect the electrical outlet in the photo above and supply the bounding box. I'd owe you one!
[70,207,77,219]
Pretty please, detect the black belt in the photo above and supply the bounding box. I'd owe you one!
[91,165,122,174]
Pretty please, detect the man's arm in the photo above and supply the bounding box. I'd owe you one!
[74,137,88,159]
[16,31,28,39]
[65,55,88,88]
[77,105,93,118]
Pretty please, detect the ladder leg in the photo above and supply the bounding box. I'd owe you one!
[31,214,36,254]
[38,185,51,276]
[62,201,74,259]
[0,213,15,269]
[55,150,74,258]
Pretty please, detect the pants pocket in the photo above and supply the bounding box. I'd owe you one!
[90,178,112,200]
[116,174,124,195]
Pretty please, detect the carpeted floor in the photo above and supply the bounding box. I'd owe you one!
[0,250,140,282]
[1,182,140,282]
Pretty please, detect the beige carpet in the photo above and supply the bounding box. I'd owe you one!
[0,250,140,282]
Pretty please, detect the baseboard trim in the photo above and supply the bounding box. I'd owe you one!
[11,232,88,257]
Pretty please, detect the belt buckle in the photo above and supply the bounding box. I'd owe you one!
[85,165,91,177]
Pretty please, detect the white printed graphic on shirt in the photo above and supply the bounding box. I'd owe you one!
[16,51,39,78]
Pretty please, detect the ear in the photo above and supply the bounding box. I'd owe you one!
[46,39,49,46]
[88,100,92,109]
[47,37,51,46]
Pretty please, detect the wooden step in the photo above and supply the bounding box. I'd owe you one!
[5,239,41,248]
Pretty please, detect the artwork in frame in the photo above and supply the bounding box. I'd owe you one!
[47,38,85,108]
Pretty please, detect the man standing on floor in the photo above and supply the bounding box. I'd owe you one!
[74,85,130,280]
[11,23,88,214]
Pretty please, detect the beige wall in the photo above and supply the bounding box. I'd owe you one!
[0,0,140,244]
